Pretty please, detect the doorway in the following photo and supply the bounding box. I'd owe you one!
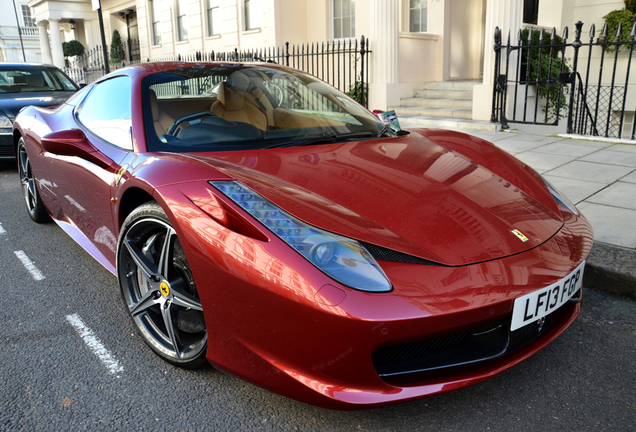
[447,0,486,80]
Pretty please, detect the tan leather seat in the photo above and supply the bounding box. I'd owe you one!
[149,89,174,136]
[210,82,268,131]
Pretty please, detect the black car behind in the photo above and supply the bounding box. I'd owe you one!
[0,63,78,160]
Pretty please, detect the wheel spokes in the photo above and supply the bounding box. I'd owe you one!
[158,227,176,278]
[19,150,28,177]
[130,289,161,316]
[161,301,181,358]
[124,238,158,282]
[171,291,203,311]
[26,179,36,208]
[120,212,206,363]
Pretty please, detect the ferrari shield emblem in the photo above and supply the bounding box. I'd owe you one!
[511,229,529,242]
[160,282,170,297]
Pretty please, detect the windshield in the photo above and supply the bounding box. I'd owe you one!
[142,64,390,152]
[0,67,78,93]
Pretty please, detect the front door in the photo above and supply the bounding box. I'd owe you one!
[448,0,486,80]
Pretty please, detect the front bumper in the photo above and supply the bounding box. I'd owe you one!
[160,183,594,410]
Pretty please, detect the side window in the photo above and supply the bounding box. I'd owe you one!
[78,76,133,150]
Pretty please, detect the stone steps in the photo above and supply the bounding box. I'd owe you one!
[397,115,500,132]
[400,97,473,110]
[391,106,473,120]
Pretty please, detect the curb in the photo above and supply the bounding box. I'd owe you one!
[584,241,636,300]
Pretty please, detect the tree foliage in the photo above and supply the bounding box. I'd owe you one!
[601,9,636,52]
[110,30,125,63]
[62,40,85,57]
[520,28,571,122]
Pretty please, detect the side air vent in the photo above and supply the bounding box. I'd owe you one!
[358,241,444,266]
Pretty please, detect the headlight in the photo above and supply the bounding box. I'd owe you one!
[542,177,579,216]
[211,181,392,293]
[0,114,12,128]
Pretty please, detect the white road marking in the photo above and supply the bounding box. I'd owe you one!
[66,314,124,376]
[0,223,6,235]
[14,250,45,281]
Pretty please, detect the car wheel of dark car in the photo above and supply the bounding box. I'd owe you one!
[117,202,208,368]
[18,138,50,223]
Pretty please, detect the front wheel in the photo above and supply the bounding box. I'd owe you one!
[17,137,50,223]
[117,202,208,368]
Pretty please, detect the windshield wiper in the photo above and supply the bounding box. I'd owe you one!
[261,131,376,149]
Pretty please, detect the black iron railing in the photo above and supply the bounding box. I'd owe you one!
[63,36,371,108]
[492,21,636,140]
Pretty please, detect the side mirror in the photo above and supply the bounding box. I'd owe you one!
[79,83,87,88]
[41,129,112,169]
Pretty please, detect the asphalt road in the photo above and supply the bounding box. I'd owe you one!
[1,160,635,432]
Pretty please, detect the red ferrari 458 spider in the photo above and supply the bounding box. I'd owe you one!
[12,62,593,410]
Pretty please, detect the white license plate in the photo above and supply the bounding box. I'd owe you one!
[510,261,585,331]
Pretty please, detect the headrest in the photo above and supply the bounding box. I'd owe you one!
[149,89,159,121]
[227,72,250,92]
[215,81,245,111]
[216,82,226,106]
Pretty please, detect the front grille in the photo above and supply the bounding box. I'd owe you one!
[359,241,444,266]
[0,143,14,157]
[373,321,508,377]
[373,295,579,380]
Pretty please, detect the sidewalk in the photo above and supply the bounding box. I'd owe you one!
[399,119,636,299]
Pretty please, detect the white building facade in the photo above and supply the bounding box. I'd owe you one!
[25,0,632,123]
[0,0,42,62]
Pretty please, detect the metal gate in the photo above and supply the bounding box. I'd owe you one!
[491,21,636,140]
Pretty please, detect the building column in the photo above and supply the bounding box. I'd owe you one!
[473,0,523,121]
[37,21,53,65]
[48,19,65,68]
[84,20,94,50]
[368,0,400,110]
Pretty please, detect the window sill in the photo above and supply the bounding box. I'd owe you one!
[331,37,356,43]
[398,32,439,41]
[241,28,261,35]
[206,34,221,40]
[176,40,189,45]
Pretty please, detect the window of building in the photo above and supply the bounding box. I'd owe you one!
[150,0,161,45]
[78,77,133,150]
[408,0,427,33]
[523,0,539,25]
[177,0,188,41]
[333,0,355,39]
[21,5,35,27]
[244,0,260,31]
[207,0,221,36]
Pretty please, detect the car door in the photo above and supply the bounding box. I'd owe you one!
[46,75,133,266]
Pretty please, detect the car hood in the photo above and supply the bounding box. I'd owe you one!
[190,130,563,266]
[0,91,76,119]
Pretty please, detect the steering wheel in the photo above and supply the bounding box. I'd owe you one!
[167,111,217,136]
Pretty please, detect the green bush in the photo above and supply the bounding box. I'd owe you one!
[109,30,125,63]
[62,40,85,57]
[625,0,636,14]
[601,9,636,52]
[346,80,367,105]
[520,28,571,122]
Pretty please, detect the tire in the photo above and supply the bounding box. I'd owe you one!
[117,202,208,368]
[17,137,50,223]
